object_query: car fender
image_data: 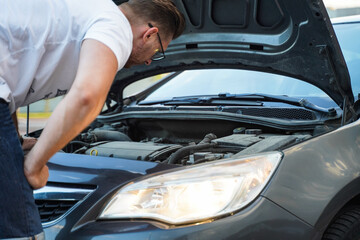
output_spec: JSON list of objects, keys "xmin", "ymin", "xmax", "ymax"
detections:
[{"xmin": 262, "ymin": 119, "xmax": 360, "ymax": 231}]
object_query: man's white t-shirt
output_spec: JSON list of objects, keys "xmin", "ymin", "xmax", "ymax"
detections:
[{"xmin": 0, "ymin": 0, "xmax": 133, "ymax": 113}]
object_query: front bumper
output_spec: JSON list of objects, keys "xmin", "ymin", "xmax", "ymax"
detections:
[{"xmin": 44, "ymin": 196, "xmax": 319, "ymax": 240}]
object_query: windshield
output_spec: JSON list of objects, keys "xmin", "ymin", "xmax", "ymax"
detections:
[
  {"xmin": 143, "ymin": 69, "xmax": 337, "ymax": 108},
  {"xmin": 333, "ymin": 21, "xmax": 360, "ymax": 100},
  {"xmin": 139, "ymin": 21, "xmax": 360, "ymax": 110}
]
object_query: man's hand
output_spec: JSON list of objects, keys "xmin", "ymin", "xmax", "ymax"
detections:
[
  {"xmin": 24, "ymin": 158, "xmax": 49, "ymax": 189},
  {"xmin": 22, "ymin": 137, "xmax": 37, "ymax": 152}
]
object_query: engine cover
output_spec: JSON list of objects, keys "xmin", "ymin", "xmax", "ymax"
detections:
[{"xmin": 85, "ymin": 141, "xmax": 181, "ymax": 161}]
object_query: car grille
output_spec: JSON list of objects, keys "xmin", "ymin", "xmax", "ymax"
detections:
[
  {"xmin": 240, "ymin": 108, "xmax": 316, "ymax": 120},
  {"xmin": 36, "ymin": 199, "xmax": 79, "ymax": 223},
  {"xmin": 34, "ymin": 186, "xmax": 94, "ymax": 226}
]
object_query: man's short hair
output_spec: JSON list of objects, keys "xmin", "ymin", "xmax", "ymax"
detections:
[{"xmin": 126, "ymin": 0, "xmax": 185, "ymax": 39}]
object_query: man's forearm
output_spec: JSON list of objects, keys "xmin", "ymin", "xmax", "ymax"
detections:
[
  {"xmin": 22, "ymin": 91, "xmax": 106, "ymax": 189},
  {"xmin": 25, "ymin": 89, "xmax": 105, "ymax": 171}
]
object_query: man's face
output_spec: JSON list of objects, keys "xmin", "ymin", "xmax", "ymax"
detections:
[{"xmin": 124, "ymin": 28, "xmax": 171, "ymax": 68}]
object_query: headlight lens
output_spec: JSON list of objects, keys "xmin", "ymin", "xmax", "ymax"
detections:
[{"xmin": 99, "ymin": 152, "xmax": 282, "ymax": 225}]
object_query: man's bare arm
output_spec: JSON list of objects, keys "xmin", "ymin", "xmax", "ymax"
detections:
[{"xmin": 24, "ymin": 39, "xmax": 118, "ymax": 189}]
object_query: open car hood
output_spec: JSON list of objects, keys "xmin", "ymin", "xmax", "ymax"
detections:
[{"xmin": 110, "ymin": 0, "xmax": 353, "ymax": 108}]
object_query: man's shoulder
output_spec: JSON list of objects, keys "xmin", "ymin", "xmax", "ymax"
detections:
[{"xmin": 65, "ymin": 0, "xmax": 120, "ymax": 18}]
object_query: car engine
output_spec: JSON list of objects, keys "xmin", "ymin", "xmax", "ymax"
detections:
[{"xmin": 61, "ymin": 118, "xmax": 318, "ymax": 165}]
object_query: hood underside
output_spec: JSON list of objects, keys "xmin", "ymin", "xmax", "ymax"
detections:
[{"xmin": 111, "ymin": 0, "xmax": 353, "ymax": 108}]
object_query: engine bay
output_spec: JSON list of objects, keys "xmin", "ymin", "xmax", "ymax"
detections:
[{"xmin": 61, "ymin": 118, "xmax": 322, "ymax": 165}]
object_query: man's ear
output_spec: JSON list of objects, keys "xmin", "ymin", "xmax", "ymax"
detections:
[{"xmin": 142, "ymin": 26, "xmax": 159, "ymax": 43}]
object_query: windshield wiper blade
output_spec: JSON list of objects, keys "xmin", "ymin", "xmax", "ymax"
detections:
[
  {"xmin": 139, "ymin": 93, "xmax": 335, "ymax": 115},
  {"xmin": 139, "ymin": 95, "xmax": 263, "ymax": 106},
  {"xmin": 216, "ymin": 93, "xmax": 334, "ymax": 114}
]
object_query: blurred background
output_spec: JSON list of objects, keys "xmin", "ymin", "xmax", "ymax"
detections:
[
  {"xmin": 17, "ymin": 0, "xmax": 360, "ymax": 135},
  {"xmin": 325, "ymin": 0, "xmax": 360, "ymax": 18}
]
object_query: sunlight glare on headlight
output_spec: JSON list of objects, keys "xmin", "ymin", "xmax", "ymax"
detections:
[{"xmin": 99, "ymin": 152, "xmax": 282, "ymax": 225}]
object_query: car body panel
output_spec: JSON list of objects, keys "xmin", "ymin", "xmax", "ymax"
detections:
[
  {"xmin": 47, "ymin": 153, "xmax": 178, "ymax": 186},
  {"xmin": 263, "ymin": 118, "xmax": 360, "ymax": 230},
  {"xmin": 41, "ymin": 119, "xmax": 360, "ymax": 239},
  {"xmin": 44, "ymin": 197, "xmax": 317, "ymax": 240},
  {"xmin": 42, "ymin": 125, "xmax": 360, "ymax": 239}
]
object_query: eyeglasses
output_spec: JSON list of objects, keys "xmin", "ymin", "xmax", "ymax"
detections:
[{"xmin": 148, "ymin": 23, "xmax": 166, "ymax": 61}]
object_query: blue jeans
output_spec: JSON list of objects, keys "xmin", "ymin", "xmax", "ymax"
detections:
[{"xmin": 0, "ymin": 100, "xmax": 43, "ymax": 238}]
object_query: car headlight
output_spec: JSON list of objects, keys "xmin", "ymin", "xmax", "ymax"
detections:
[{"xmin": 99, "ymin": 152, "xmax": 282, "ymax": 225}]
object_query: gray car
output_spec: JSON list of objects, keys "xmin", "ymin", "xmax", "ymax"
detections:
[{"xmin": 33, "ymin": 0, "xmax": 360, "ymax": 239}]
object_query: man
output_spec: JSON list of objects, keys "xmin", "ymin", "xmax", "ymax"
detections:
[{"xmin": 0, "ymin": 0, "xmax": 185, "ymax": 238}]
